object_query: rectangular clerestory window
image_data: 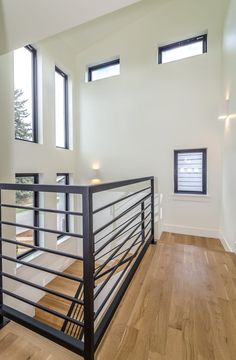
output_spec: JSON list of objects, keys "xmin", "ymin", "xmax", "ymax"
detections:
[
  {"xmin": 158, "ymin": 34, "xmax": 207, "ymax": 64},
  {"xmin": 88, "ymin": 59, "xmax": 120, "ymax": 82}
]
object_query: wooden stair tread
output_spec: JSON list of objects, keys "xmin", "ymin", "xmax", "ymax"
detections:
[
  {"xmin": 35, "ymin": 311, "xmax": 64, "ymax": 329},
  {"xmin": 34, "ymin": 260, "xmax": 83, "ymax": 330},
  {"xmin": 46, "ymin": 278, "xmax": 79, "ymax": 297}
]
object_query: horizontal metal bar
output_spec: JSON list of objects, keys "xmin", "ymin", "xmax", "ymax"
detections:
[
  {"xmin": 0, "ymin": 238, "xmax": 83, "ymax": 261},
  {"xmin": 1, "ymin": 203, "xmax": 83, "ymax": 216},
  {"xmin": 94, "ymin": 232, "xmax": 142, "ymax": 312},
  {"xmin": 90, "ymin": 176, "xmax": 153, "ymax": 193},
  {"xmin": 1, "ymin": 255, "xmax": 83, "ymax": 283},
  {"xmin": 2, "ymin": 272, "xmax": 84, "ymax": 306},
  {"xmin": 95, "ymin": 203, "xmax": 151, "ymax": 253},
  {"xmin": 94, "ymin": 210, "xmax": 142, "ymax": 257},
  {"xmin": 103, "ymin": 220, "xmax": 151, "ymax": 266},
  {"xmin": 0, "ymin": 183, "xmax": 86, "ymax": 194},
  {"xmin": 94, "ymin": 233, "xmax": 153, "ymax": 349},
  {"xmin": 94, "ymin": 221, "xmax": 141, "ymax": 278},
  {"xmin": 94, "ymin": 192, "xmax": 151, "ymax": 236},
  {"xmin": 95, "ymin": 236, "xmax": 143, "ymax": 281},
  {"xmin": 97, "ymin": 236, "xmax": 142, "ymax": 270},
  {"xmin": 95, "ymin": 209, "xmax": 142, "ymax": 245},
  {"xmin": 95, "ymin": 229, "xmax": 143, "ymax": 264},
  {"xmin": 111, "ymin": 240, "xmax": 143, "ymax": 264},
  {"xmin": 0, "ymin": 178, "xmax": 154, "ymax": 194},
  {"xmin": 1, "ymin": 305, "xmax": 85, "ymax": 356},
  {"xmin": 93, "ymin": 186, "xmax": 151, "ymax": 214},
  {"xmin": 106, "ymin": 210, "xmax": 151, "ymax": 246},
  {"xmin": 1, "ymin": 221, "xmax": 83, "ymax": 238},
  {"xmin": 1, "ymin": 289, "xmax": 84, "ymax": 327}
]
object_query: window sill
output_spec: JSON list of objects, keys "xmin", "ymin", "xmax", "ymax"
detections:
[
  {"xmin": 16, "ymin": 250, "xmax": 43, "ymax": 271},
  {"xmin": 172, "ymin": 193, "xmax": 211, "ymax": 202},
  {"xmin": 57, "ymin": 235, "xmax": 71, "ymax": 245},
  {"xmin": 16, "ymin": 236, "xmax": 72, "ymax": 271},
  {"xmin": 56, "ymin": 146, "xmax": 70, "ymax": 150},
  {"xmin": 15, "ymin": 138, "xmax": 38, "ymax": 144}
]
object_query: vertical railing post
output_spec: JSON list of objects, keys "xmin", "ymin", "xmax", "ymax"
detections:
[
  {"xmin": 141, "ymin": 201, "xmax": 145, "ymax": 243},
  {"xmin": 150, "ymin": 177, "xmax": 156, "ymax": 244},
  {"xmin": 83, "ymin": 187, "xmax": 95, "ymax": 360}
]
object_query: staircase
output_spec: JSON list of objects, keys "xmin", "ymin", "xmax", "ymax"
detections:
[
  {"xmin": 34, "ymin": 254, "xmax": 131, "ymax": 337},
  {"xmin": 34, "ymin": 260, "xmax": 83, "ymax": 331}
]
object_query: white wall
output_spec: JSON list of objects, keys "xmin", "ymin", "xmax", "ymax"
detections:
[
  {"xmin": 0, "ymin": 52, "xmax": 18, "ymax": 283},
  {"xmin": 220, "ymin": 0, "xmax": 236, "ymax": 252},
  {"xmin": 0, "ymin": 35, "xmax": 84, "ymax": 314},
  {"xmin": 75, "ymin": 0, "xmax": 227, "ymax": 238},
  {"xmin": 0, "ymin": 52, "xmax": 14, "ymax": 182}
]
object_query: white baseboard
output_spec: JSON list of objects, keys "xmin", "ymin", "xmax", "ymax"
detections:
[
  {"xmin": 219, "ymin": 231, "xmax": 234, "ymax": 252},
  {"xmin": 161, "ymin": 223, "xmax": 219, "ymax": 239}
]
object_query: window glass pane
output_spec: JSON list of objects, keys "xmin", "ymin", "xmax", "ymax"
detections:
[
  {"xmin": 162, "ymin": 41, "xmax": 203, "ymax": 64},
  {"xmin": 91, "ymin": 63, "xmax": 120, "ymax": 81},
  {"xmin": 177, "ymin": 152, "xmax": 203, "ymax": 192},
  {"xmin": 14, "ymin": 47, "xmax": 34, "ymax": 141},
  {"xmin": 55, "ymin": 71, "xmax": 66, "ymax": 148},
  {"xmin": 57, "ymin": 175, "xmax": 67, "ymax": 234},
  {"xmin": 16, "ymin": 176, "xmax": 35, "ymax": 256}
]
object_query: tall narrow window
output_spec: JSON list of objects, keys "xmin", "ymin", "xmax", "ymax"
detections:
[
  {"xmin": 55, "ymin": 67, "xmax": 68, "ymax": 148},
  {"xmin": 14, "ymin": 45, "xmax": 38, "ymax": 142},
  {"xmin": 56, "ymin": 174, "xmax": 69, "ymax": 238},
  {"xmin": 15, "ymin": 174, "xmax": 39, "ymax": 258},
  {"xmin": 174, "ymin": 149, "xmax": 207, "ymax": 194},
  {"xmin": 158, "ymin": 34, "xmax": 207, "ymax": 64}
]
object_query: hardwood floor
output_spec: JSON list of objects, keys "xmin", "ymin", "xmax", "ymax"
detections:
[
  {"xmin": 0, "ymin": 232, "xmax": 236, "ymax": 360},
  {"xmin": 159, "ymin": 231, "xmax": 225, "ymax": 252}
]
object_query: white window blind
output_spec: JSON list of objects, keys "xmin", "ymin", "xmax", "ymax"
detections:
[{"xmin": 174, "ymin": 149, "xmax": 207, "ymax": 194}]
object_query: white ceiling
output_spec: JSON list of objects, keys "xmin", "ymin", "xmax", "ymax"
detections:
[{"xmin": 0, "ymin": 0, "xmax": 141, "ymax": 54}]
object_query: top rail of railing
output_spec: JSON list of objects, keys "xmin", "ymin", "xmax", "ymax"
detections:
[{"xmin": 0, "ymin": 176, "xmax": 154, "ymax": 194}]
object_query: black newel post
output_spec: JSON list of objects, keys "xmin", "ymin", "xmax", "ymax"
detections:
[{"xmin": 83, "ymin": 187, "xmax": 95, "ymax": 360}]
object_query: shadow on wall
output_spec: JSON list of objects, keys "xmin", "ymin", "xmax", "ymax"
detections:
[{"xmin": 0, "ymin": 0, "xmax": 8, "ymax": 55}]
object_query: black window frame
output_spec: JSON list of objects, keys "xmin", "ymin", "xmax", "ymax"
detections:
[
  {"xmin": 55, "ymin": 66, "xmax": 69, "ymax": 149},
  {"xmin": 56, "ymin": 173, "xmax": 70, "ymax": 240},
  {"xmin": 15, "ymin": 173, "xmax": 39, "ymax": 259},
  {"xmin": 88, "ymin": 58, "xmax": 120, "ymax": 82},
  {"xmin": 174, "ymin": 148, "xmax": 207, "ymax": 195},
  {"xmin": 15, "ymin": 44, "xmax": 38, "ymax": 143},
  {"xmin": 158, "ymin": 34, "xmax": 207, "ymax": 64}
]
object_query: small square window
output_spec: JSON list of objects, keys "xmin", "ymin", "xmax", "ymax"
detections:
[
  {"xmin": 158, "ymin": 34, "xmax": 207, "ymax": 64},
  {"xmin": 88, "ymin": 59, "xmax": 120, "ymax": 82},
  {"xmin": 174, "ymin": 149, "xmax": 207, "ymax": 194}
]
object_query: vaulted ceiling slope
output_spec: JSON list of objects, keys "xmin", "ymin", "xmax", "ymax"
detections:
[{"xmin": 0, "ymin": 0, "xmax": 141, "ymax": 55}]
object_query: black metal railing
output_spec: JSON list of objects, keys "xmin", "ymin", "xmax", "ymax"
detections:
[{"xmin": 0, "ymin": 176, "xmax": 155, "ymax": 360}]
